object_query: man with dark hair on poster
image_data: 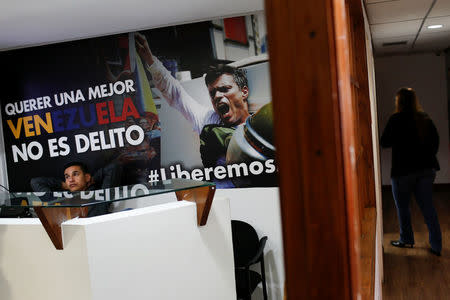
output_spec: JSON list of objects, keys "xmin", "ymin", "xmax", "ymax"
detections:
[
  {"xmin": 204, "ymin": 65, "xmax": 250, "ymax": 128},
  {"xmin": 135, "ymin": 33, "xmax": 251, "ymax": 170}
]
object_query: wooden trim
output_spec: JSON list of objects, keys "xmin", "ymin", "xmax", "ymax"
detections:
[
  {"xmin": 346, "ymin": 1, "xmax": 378, "ymax": 299},
  {"xmin": 360, "ymin": 207, "xmax": 376, "ymax": 300},
  {"xmin": 346, "ymin": 0, "xmax": 377, "ymax": 210},
  {"xmin": 331, "ymin": 0, "xmax": 362, "ymax": 297},
  {"xmin": 175, "ymin": 185, "xmax": 216, "ymax": 226},
  {"xmin": 265, "ymin": 0, "xmax": 362, "ymax": 298},
  {"xmin": 34, "ymin": 206, "xmax": 89, "ymax": 250}
]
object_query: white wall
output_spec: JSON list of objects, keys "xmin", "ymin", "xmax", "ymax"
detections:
[
  {"xmin": 0, "ymin": 0, "xmax": 265, "ymax": 51},
  {"xmin": 121, "ymin": 188, "xmax": 286, "ymax": 300},
  {"xmin": 216, "ymin": 187, "xmax": 284, "ymax": 300},
  {"xmin": 363, "ymin": 3, "xmax": 383, "ymax": 299},
  {"xmin": 375, "ymin": 53, "xmax": 450, "ymax": 184}
]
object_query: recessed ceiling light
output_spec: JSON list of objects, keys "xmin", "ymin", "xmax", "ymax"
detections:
[{"xmin": 427, "ymin": 25, "xmax": 443, "ymax": 29}]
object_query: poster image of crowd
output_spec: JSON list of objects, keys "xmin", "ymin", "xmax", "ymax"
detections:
[{"xmin": 0, "ymin": 15, "xmax": 276, "ymax": 191}]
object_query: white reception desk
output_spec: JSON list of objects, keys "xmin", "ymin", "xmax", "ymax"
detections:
[{"xmin": 0, "ymin": 196, "xmax": 236, "ymax": 300}]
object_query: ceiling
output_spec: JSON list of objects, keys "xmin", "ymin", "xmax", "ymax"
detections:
[
  {"xmin": 1, "ymin": 0, "xmax": 448, "ymax": 57},
  {"xmin": 0, "ymin": 0, "xmax": 263, "ymax": 51},
  {"xmin": 365, "ymin": 0, "xmax": 450, "ymax": 56}
]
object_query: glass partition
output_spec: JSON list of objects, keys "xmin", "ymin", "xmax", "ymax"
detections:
[{"xmin": 0, "ymin": 178, "xmax": 214, "ymax": 208}]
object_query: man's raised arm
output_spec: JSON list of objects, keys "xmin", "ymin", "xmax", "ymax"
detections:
[{"xmin": 134, "ymin": 33, "xmax": 218, "ymax": 134}]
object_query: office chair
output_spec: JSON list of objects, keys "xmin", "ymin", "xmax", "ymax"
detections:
[
  {"xmin": 231, "ymin": 220, "xmax": 268, "ymax": 300},
  {"xmin": 0, "ymin": 196, "xmax": 32, "ymax": 218}
]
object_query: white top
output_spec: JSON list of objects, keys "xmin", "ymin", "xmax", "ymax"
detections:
[{"xmin": 147, "ymin": 58, "xmax": 221, "ymax": 134}]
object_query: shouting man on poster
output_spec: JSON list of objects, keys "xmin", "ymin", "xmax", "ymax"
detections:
[{"xmin": 135, "ymin": 33, "xmax": 251, "ymax": 170}]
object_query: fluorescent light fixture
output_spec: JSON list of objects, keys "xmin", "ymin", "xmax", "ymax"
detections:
[{"xmin": 427, "ymin": 25, "xmax": 443, "ymax": 29}]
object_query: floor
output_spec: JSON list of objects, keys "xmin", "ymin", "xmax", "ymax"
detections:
[{"xmin": 382, "ymin": 185, "xmax": 450, "ymax": 300}]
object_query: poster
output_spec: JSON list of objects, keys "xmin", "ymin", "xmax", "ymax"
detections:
[{"xmin": 0, "ymin": 17, "xmax": 276, "ymax": 191}]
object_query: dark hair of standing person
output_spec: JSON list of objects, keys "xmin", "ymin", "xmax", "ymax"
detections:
[
  {"xmin": 395, "ymin": 87, "xmax": 423, "ymax": 113},
  {"xmin": 395, "ymin": 87, "xmax": 429, "ymax": 141}
]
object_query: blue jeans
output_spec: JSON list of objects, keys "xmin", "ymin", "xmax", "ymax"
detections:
[{"xmin": 391, "ymin": 169, "xmax": 442, "ymax": 252}]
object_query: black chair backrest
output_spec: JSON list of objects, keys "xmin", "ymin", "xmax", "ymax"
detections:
[
  {"xmin": 231, "ymin": 220, "xmax": 260, "ymax": 268},
  {"xmin": 0, "ymin": 196, "xmax": 31, "ymax": 218}
]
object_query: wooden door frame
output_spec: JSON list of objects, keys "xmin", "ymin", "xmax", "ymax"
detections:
[{"xmin": 265, "ymin": 0, "xmax": 376, "ymax": 298}]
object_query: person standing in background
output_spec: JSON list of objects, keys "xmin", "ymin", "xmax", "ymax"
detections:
[{"xmin": 380, "ymin": 87, "xmax": 442, "ymax": 256}]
